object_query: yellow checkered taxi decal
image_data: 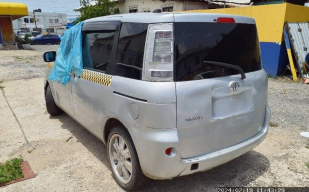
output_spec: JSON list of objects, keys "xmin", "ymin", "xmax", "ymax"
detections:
[
  {"xmin": 46, "ymin": 63, "xmax": 54, "ymax": 69},
  {"xmin": 80, "ymin": 70, "xmax": 112, "ymax": 86}
]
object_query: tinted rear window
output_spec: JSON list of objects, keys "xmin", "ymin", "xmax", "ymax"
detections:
[
  {"xmin": 115, "ymin": 23, "xmax": 148, "ymax": 80},
  {"xmin": 174, "ymin": 22, "xmax": 261, "ymax": 81}
]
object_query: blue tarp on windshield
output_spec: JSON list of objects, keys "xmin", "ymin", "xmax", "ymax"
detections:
[{"xmin": 48, "ymin": 21, "xmax": 84, "ymax": 85}]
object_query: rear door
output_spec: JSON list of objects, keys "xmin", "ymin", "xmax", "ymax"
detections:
[{"xmin": 174, "ymin": 21, "xmax": 268, "ymax": 158}]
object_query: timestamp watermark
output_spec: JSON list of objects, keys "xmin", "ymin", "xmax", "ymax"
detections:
[{"xmin": 217, "ymin": 187, "xmax": 309, "ymax": 192}]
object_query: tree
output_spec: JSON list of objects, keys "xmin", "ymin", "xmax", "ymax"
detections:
[{"xmin": 75, "ymin": 0, "xmax": 118, "ymax": 23}]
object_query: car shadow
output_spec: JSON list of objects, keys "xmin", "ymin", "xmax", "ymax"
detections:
[
  {"xmin": 52, "ymin": 113, "xmax": 270, "ymax": 192},
  {"xmin": 50, "ymin": 113, "xmax": 111, "ymax": 171},
  {"xmin": 140, "ymin": 150, "xmax": 270, "ymax": 192}
]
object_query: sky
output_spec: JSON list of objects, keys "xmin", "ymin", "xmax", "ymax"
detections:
[{"xmin": 0, "ymin": 0, "xmax": 81, "ymax": 17}]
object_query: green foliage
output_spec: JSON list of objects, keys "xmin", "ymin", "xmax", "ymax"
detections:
[
  {"xmin": 23, "ymin": 34, "xmax": 32, "ymax": 44},
  {"xmin": 15, "ymin": 34, "xmax": 31, "ymax": 46},
  {"xmin": 0, "ymin": 157, "xmax": 24, "ymax": 184},
  {"xmin": 75, "ymin": 0, "xmax": 117, "ymax": 23},
  {"xmin": 270, "ymin": 122, "xmax": 279, "ymax": 127},
  {"xmin": 15, "ymin": 35, "xmax": 23, "ymax": 47},
  {"xmin": 0, "ymin": 81, "xmax": 4, "ymax": 89}
]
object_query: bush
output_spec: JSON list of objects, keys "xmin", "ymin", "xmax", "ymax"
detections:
[
  {"xmin": 23, "ymin": 34, "xmax": 32, "ymax": 44},
  {"xmin": 15, "ymin": 36, "xmax": 23, "ymax": 47},
  {"xmin": 75, "ymin": 0, "xmax": 117, "ymax": 23}
]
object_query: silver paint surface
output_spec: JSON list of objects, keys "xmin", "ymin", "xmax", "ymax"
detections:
[{"xmin": 44, "ymin": 13, "xmax": 269, "ymax": 180}]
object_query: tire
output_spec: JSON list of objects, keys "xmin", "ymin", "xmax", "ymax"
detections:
[
  {"xmin": 45, "ymin": 85, "xmax": 62, "ymax": 116},
  {"xmin": 107, "ymin": 126, "xmax": 149, "ymax": 191}
]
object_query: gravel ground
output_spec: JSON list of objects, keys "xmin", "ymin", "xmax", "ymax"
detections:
[
  {"xmin": 0, "ymin": 45, "xmax": 58, "ymax": 81},
  {"xmin": 0, "ymin": 46, "xmax": 309, "ymax": 191},
  {"xmin": 268, "ymin": 78, "xmax": 309, "ymax": 131}
]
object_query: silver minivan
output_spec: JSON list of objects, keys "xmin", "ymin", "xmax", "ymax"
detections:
[{"xmin": 43, "ymin": 13, "xmax": 271, "ymax": 191}]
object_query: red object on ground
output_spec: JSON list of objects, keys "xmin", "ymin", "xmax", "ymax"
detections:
[{"xmin": 0, "ymin": 161, "xmax": 36, "ymax": 187}]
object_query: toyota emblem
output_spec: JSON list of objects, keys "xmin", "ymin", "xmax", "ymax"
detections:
[{"xmin": 229, "ymin": 81, "xmax": 240, "ymax": 91}]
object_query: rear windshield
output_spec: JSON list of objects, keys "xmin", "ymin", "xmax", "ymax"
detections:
[{"xmin": 174, "ymin": 22, "xmax": 261, "ymax": 81}]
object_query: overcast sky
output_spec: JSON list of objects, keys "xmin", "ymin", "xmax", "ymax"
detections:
[{"xmin": 0, "ymin": 0, "xmax": 81, "ymax": 17}]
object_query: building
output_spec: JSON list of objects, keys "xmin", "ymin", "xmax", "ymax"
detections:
[
  {"xmin": 75, "ymin": 0, "xmax": 209, "ymax": 13},
  {"xmin": 12, "ymin": 12, "xmax": 67, "ymax": 35},
  {"xmin": 0, "ymin": 2, "xmax": 28, "ymax": 49},
  {"xmin": 115, "ymin": 0, "xmax": 208, "ymax": 13}
]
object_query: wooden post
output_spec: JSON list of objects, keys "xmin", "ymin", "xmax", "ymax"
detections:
[{"xmin": 283, "ymin": 28, "xmax": 298, "ymax": 81}]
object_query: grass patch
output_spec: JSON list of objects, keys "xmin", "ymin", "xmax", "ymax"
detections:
[
  {"xmin": 268, "ymin": 75, "xmax": 303, "ymax": 83},
  {"xmin": 305, "ymin": 162, "xmax": 309, "ymax": 169},
  {"xmin": 306, "ymin": 144, "xmax": 309, "ymax": 149},
  {"xmin": 26, "ymin": 61, "xmax": 29, "ymax": 64},
  {"xmin": 0, "ymin": 81, "xmax": 5, "ymax": 89},
  {"xmin": 270, "ymin": 122, "xmax": 279, "ymax": 127},
  {"xmin": 268, "ymin": 75, "xmax": 279, "ymax": 79},
  {"xmin": 0, "ymin": 157, "xmax": 24, "ymax": 184},
  {"xmin": 14, "ymin": 56, "xmax": 22, "ymax": 60}
]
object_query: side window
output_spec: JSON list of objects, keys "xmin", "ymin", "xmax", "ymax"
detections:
[
  {"xmin": 82, "ymin": 31, "xmax": 116, "ymax": 72},
  {"xmin": 115, "ymin": 23, "xmax": 148, "ymax": 80}
]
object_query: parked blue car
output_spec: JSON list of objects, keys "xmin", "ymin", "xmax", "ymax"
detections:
[{"xmin": 31, "ymin": 34, "xmax": 61, "ymax": 45}]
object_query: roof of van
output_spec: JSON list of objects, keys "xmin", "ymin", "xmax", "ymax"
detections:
[{"xmin": 85, "ymin": 13, "xmax": 255, "ymax": 24}]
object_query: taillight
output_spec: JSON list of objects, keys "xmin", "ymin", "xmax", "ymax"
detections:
[
  {"xmin": 153, "ymin": 31, "xmax": 172, "ymax": 63},
  {"xmin": 217, "ymin": 17, "xmax": 235, "ymax": 23},
  {"xmin": 143, "ymin": 23, "xmax": 174, "ymax": 82}
]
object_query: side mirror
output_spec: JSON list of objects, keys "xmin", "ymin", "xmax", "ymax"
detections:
[{"xmin": 43, "ymin": 51, "xmax": 56, "ymax": 62}]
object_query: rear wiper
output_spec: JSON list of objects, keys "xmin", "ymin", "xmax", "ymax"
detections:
[{"xmin": 203, "ymin": 61, "xmax": 246, "ymax": 79}]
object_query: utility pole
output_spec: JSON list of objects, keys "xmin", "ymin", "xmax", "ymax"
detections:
[
  {"xmin": 33, "ymin": 11, "xmax": 37, "ymax": 29},
  {"xmin": 33, "ymin": 9, "xmax": 41, "ymax": 30}
]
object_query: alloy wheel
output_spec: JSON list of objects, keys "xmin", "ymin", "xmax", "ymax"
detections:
[{"xmin": 109, "ymin": 134, "xmax": 133, "ymax": 184}]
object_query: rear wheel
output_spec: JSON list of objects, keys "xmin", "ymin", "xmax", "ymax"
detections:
[
  {"xmin": 45, "ymin": 85, "xmax": 62, "ymax": 116},
  {"xmin": 107, "ymin": 126, "xmax": 149, "ymax": 191}
]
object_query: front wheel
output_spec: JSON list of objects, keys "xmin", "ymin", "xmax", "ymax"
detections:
[
  {"xmin": 45, "ymin": 85, "xmax": 62, "ymax": 116},
  {"xmin": 107, "ymin": 126, "xmax": 149, "ymax": 191}
]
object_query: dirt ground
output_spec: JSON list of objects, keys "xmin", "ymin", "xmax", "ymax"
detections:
[{"xmin": 0, "ymin": 46, "xmax": 309, "ymax": 192}]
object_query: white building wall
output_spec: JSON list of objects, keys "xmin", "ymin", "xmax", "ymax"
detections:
[
  {"xmin": 12, "ymin": 12, "xmax": 67, "ymax": 34},
  {"xmin": 114, "ymin": 0, "xmax": 207, "ymax": 13},
  {"xmin": 183, "ymin": 1, "xmax": 209, "ymax": 10}
]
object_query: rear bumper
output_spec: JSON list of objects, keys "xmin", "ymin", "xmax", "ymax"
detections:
[{"xmin": 129, "ymin": 105, "xmax": 271, "ymax": 180}]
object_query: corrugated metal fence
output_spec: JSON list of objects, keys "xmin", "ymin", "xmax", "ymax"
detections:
[{"xmin": 286, "ymin": 22, "xmax": 309, "ymax": 74}]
